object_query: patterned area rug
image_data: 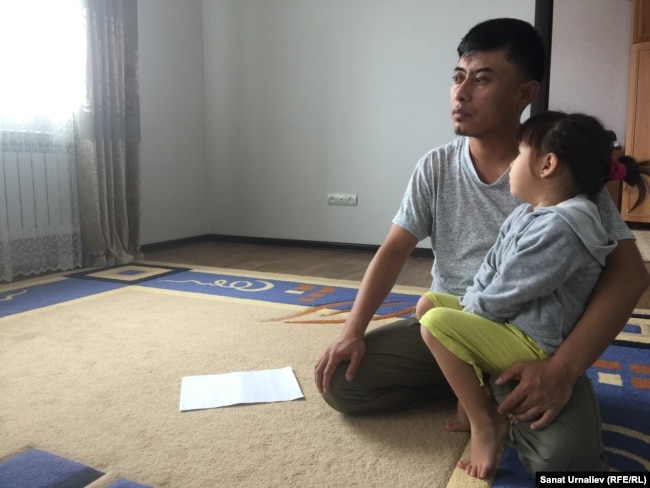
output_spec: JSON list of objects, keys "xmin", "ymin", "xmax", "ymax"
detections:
[
  {"xmin": 1, "ymin": 263, "xmax": 648, "ymax": 487},
  {"xmin": 492, "ymin": 310, "xmax": 650, "ymax": 486},
  {"xmin": 2, "ymin": 264, "xmax": 467, "ymax": 488}
]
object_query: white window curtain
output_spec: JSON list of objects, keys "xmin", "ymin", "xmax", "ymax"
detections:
[
  {"xmin": 0, "ymin": 0, "xmax": 85, "ymax": 281},
  {"xmin": 0, "ymin": 0, "xmax": 141, "ymax": 281}
]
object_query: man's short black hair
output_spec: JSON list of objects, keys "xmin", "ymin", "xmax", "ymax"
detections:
[{"xmin": 457, "ymin": 18, "xmax": 547, "ymax": 83}]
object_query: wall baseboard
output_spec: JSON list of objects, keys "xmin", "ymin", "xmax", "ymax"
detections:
[{"xmin": 141, "ymin": 234, "xmax": 434, "ymax": 258}]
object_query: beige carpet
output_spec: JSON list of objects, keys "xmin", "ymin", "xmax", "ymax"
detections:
[
  {"xmin": 0, "ymin": 267, "xmax": 480, "ymax": 488},
  {"xmin": 633, "ymin": 229, "xmax": 650, "ymax": 262}
]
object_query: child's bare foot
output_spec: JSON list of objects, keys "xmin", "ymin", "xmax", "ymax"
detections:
[
  {"xmin": 445, "ymin": 403, "xmax": 470, "ymax": 432},
  {"xmin": 456, "ymin": 407, "xmax": 510, "ymax": 479}
]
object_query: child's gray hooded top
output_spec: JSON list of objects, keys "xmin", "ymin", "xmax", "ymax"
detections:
[{"xmin": 460, "ymin": 195, "xmax": 617, "ymax": 355}]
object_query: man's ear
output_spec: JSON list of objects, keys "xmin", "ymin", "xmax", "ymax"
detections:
[
  {"xmin": 518, "ymin": 80, "xmax": 540, "ymax": 110},
  {"xmin": 540, "ymin": 152, "xmax": 560, "ymax": 178}
]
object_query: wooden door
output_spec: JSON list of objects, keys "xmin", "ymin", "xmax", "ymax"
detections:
[{"xmin": 622, "ymin": 3, "xmax": 650, "ymax": 222}]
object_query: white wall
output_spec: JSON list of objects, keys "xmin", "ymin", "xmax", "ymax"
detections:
[
  {"xmin": 138, "ymin": 0, "xmax": 633, "ymax": 247},
  {"xmin": 549, "ymin": 0, "xmax": 633, "ymax": 144},
  {"xmin": 139, "ymin": 0, "xmax": 209, "ymax": 244},
  {"xmin": 202, "ymin": 0, "xmax": 533, "ymax": 247}
]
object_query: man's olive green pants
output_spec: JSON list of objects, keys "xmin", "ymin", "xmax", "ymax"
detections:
[{"xmin": 322, "ymin": 318, "xmax": 608, "ymax": 473}]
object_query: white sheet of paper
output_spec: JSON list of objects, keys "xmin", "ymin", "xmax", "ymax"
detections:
[{"xmin": 179, "ymin": 366, "xmax": 304, "ymax": 411}]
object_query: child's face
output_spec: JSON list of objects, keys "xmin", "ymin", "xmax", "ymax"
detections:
[{"xmin": 509, "ymin": 143, "xmax": 542, "ymax": 205}]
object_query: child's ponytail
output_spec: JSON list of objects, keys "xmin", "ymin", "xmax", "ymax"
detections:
[{"xmin": 615, "ymin": 156, "xmax": 650, "ymax": 210}]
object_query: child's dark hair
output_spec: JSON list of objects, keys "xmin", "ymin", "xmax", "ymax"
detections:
[
  {"xmin": 457, "ymin": 18, "xmax": 546, "ymax": 83},
  {"xmin": 518, "ymin": 111, "xmax": 650, "ymax": 209}
]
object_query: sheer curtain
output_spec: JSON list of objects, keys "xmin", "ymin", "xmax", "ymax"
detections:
[
  {"xmin": 0, "ymin": 0, "xmax": 84, "ymax": 281},
  {"xmin": 0, "ymin": 0, "xmax": 141, "ymax": 281}
]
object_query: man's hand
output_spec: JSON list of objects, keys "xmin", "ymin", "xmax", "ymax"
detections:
[
  {"xmin": 314, "ymin": 335, "xmax": 366, "ymax": 394},
  {"xmin": 313, "ymin": 226, "xmax": 418, "ymax": 396},
  {"xmin": 495, "ymin": 359, "xmax": 575, "ymax": 430}
]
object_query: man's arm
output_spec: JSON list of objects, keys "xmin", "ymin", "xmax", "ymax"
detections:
[
  {"xmin": 314, "ymin": 224, "xmax": 419, "ymax": 394},
  {"xmin": 497, "ymin": 239, "xmax": 650, "ymax": 429}
]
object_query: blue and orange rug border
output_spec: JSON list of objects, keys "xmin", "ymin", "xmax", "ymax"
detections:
[
  {"xmin": 0, "ymin": 448, "xmax": 150, "ymax": 488},
  {"xmin": 1, "ymin": 263, "xmax": 420, "ymax": 323}
]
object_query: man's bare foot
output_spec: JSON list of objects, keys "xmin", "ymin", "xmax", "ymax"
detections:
[
  {"xmin": 456, "ymin": 407, "xmax": 510, "ymax": 479},
  {"xmin": 446, "ymin": 402, "xmax": 470, "ymax": 432}
]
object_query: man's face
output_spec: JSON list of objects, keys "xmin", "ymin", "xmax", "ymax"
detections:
[{"xmin": 450, "ymin": 49, "xmax": 530, "ymax": 138}]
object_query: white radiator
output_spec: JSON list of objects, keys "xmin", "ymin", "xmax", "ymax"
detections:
[{"xmin": 0, "ymin": 129, "xmax": 82, "ymax": 278}]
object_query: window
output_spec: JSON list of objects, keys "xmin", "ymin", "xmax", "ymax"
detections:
[{"xmin": 0, "ymin": 0, "xmax": 86, "ymax": 121}]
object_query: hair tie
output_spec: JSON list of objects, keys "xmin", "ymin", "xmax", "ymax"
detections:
[{"xmin": 609, "ymin": 158, "xmax": 627, "ymax": 181}]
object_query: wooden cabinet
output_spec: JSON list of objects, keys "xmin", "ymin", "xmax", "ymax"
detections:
[
  {"xmin": 633, "ymin": 0, "xmax": 650, "ymax": 42},
  {"xmin": 622, "ymin": 0, "xmax": 650, "ymax": 222}
]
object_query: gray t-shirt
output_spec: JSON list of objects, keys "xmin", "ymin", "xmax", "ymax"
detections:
[{"xmin": 392, "ymin": 137, "xmax": 633, "ymax": 296}]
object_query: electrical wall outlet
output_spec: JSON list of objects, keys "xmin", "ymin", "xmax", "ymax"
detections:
[{"xmin": 327, "ymin": 193, "xmax": 358, "ymax": 206}]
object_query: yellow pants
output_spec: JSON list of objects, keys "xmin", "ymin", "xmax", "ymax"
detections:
[{"xmin": 420, "ymin": 292, "xmax": 548, "ymax": 385}]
